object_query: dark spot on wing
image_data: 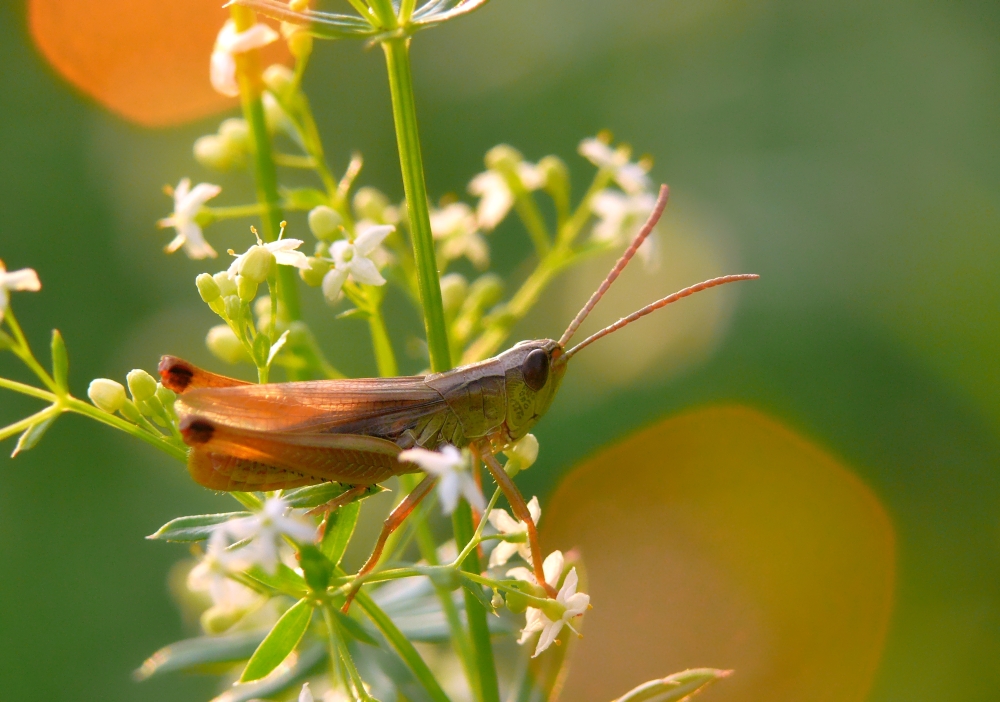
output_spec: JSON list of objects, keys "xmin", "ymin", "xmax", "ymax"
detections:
[
  {"xmin": 180, "ymin": 417, "xmax": 215, "ymax": 445},
  {"xmin": 159, "ymin": 356, "xmax": 194, "ymax": 392}
]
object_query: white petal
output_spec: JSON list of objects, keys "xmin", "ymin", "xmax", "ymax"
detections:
[
  {"xmin": 226, "ymin": 23, "xmax": 280, "ymax": 53},
  {"xmin": 399, "ymin": 446, "xmax": 462, "ymax": 475},
  {"xmin": 522, "ymin": 607, "xmax": 547, "ymax": 634},
  {"xmin": 578, "ymin": 138, "xmax": 617, "ymax": 168},
  {"xmin": 488, "ymin": 509, "xmax": 520, "ymax": 535},
  {"xmin": 173, "ymin": 178, "xmax": 191, "ymax": 204},
  {"xmin": 321, "ymin": 267, "xmax": 349, "ymax": 304},
  {"xmin": 210, "ymin": 50, "xmax": 239, "ymax": 97},
  {"xmin": 277, "ymin": 515, "xmax": 317, "ymax": 543},
  {"xmin": 563, "ymin": 591, "xmax": 591, "ymax": 617},
  {"xmin": 179, "ymin": 182, "xmax": 222, "ymax": 215},
  {"xmin": 533, "ymin": 620, "xmax": 565, "ymax": 657},
  {"xmin": 557, "ymin": 567, "xmax": 578, "ymax": 602},
  {"xmin": 274, "ymin": 249, "xmax": 310, "ymax": 270},
  {"xmin": 354, "ymin": 224, "xmax": 395, "ymax": 255},
  {"xmin": 347, "ymin": 256, "xmax": 386, "ymax": 286},
  {"xmin": 1, "ymin": 268, "xmax": 41, "ymax": 292},
  {"xmin": 615, "ymin": 162, "xmax": 652, "ymax": 194},
  {"xmin": 266, "ymin": 238, "xmax": 304, "ymax": 253},
  {"xmin": 178, "ymin": 223, "xmax": 217, "ymax": 260},
  {"xmin": 437, "ymin": 472, "xmax": 461, "ymax": 515},
  {"xmin": 0, "ymin": 289, "xmax": 7, "ymax": 321},
  {"xmin": 517, "ymin": 162, "xmax": 544, "ymax": 191},
  {"xmin": 526, "ymin": 496, "xmax": 541, "ymax": 524},
  {"xmin": 488, "ymin": 541, "xmax": 519, "ymax": 568},
  {"xmin": 505, "ymin": 566, "xmax": 536, "ymax": 584},
  {"xmin": 459, "ymin": 473, "xmax": 486, "ymax": 512},
  {"xmin": 330, "ymin": 239, "xmax": 352, "ymax": 266},
  {"xmin": 542, "ymin": 550, "xmax": 564, "ymax": 588},
  {"xmin": 469, "ymin": 171, "xmax": 513, "ymax": 230},
  {"xmin": 299, "ymin": 683, "xmax": 315, "ymax": 702}
]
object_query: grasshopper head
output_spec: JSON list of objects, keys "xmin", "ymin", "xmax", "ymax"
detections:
[{"xmin": 500, "ymin": 339, "xmax": 568, "ymax": 441}]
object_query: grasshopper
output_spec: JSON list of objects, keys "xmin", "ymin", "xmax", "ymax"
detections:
[{"xmin": 158, "ymin": 186, "xmax": 757, "ymax": 599}]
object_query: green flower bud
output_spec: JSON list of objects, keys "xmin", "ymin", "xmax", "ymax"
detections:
[
  {"xmin": 213, "ymin": 271, "xmax": 237, "ymax": 297},
  {"xmin": 126, "ymin": 369, "xmax": 158, "ymax": 402},
  {"xmin": 196, "ymin": 272, "xmax": 221, "ymax": 303},
  {"xmin": 206, "ymin": 325, "xmax": 250, "ymax": 365},
  {"xmin": 468, "ymin": 273, "xmax": 504, "ymax": 311},
  {"xmin": 504, "ymin": 589, "xmax": 530, "ymax": 614},
  {"xmin": 299, "ymin": 257, "xmax": 331, "ymax": 287},
  {"xmin": 539, "ymin": 598, "xmax": 567, "ymax": 623},
  {"xmin": 353, "ymin": 187, "xmax": 391, "ymax": 222},
  {"xmin": 440, "ymin": 273, "xmax": 468, "ymax": 316},
  {"xmin": 490, "ymin": 590, "xmax": 504, "ymax": 610},
  {"xmin": 155, "ymin": 383, "xmax": 176, "ymax": 409},
  {"xmin": 193, "ymin": 134, "xmax": 235, "ymax": 171},
  {"xmin": 485, "ymin": 144, "xmax": 523, "ymax": 172},
  {"xmin": 200, "ymin": 605, "xmax": 246, "ymax": 635},
  {"xmin": 218, "ymin": 118, "xmax": 250, "ymax": 154},
  {"xmin": 118, "ymin": 400, "xmax": 143, "ymax": 423},
  {"xmin": 237, "ymin": 275, "xmax": 257, "ymax": 302},
  {"xmin": 87, "ymin": 378, "xmax": 126, "ymax": 413},
  {"xmin": 307, "ymin": 206, "xmax": 342, "ymax": 240},
  {"xmin": 503, "ymin": 433, "xmax": 539, "ymax": 476},
  {"xmin": 538, "ymin": 155, "xmax": 570, "ymax": 203},
  {"xmin": 238, "ymin": 245, "xmax": 276, "ymax": 285},
  {"xmin": 224, "ymin": 295, "xmax": 242, "ymax": 323},
  {"xmin": 262, "ymin": 92, "xmax": 291, "ymax": 135},
  {"xmin": 262, "ymin": 64, "xmax": 295, "ymax": 100}
]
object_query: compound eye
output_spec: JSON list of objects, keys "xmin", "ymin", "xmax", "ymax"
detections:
[{"xmin": 521, "ymin": 348, "xmax": 549, "ymax": 392}]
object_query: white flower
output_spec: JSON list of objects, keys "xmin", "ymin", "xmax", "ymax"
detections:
[
  {"xmin": 187, "ymin": 530, "xmax": 259, "ymax": 612},
  {"xmin": 227, "ymin": 237, "xmax": 310, "ymax": 279},
  {"xmin": 299, "ymin": 683, "xmax": 315, "ymax": 702},
  {"xmin": 430, "ymin": 202, "xmax": 489, "ymax": 269},
  {"xmin": 590, "ymin": 189, "xmax": 660, "ymax": 270},
  {"xmin": 0, "ymin": 260, "xmax": 41, "ymax": 323},
  {"xmin": 467, "ymin": 162, "xmax": 543, "ymax": 230},
  {"xmin": 487, "ymin": 496, "xmax": 541, "ymax": 568},
  {"xmin": 509, "ymin": 550, "xmax": 590, "ymax": 657},
  {"xmin": 211, "ymin": 20, "xmax": 279, "ymax": 97},
  {"xmin": 158, "ymin": 178, "xmax": 221, "ymax": 259},
  {"xmin": 321, "ymin": 224, "xmax": 394, "ymax": 302},
  {"xmin": 218, "ymin": 497, "xmax": 316, "ymax": 574},
  {"xmin": 398, "ymin": 444, "xmax": 485, "ymax": 515},
  {"xmin": 578, "ymin": 137, "xmax": 652, "ymax": 195}
]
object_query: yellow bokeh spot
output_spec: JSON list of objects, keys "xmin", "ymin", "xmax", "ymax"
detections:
[{"xmin": 543, "ymin": 406, "xmax": 895, "ymax": 702}]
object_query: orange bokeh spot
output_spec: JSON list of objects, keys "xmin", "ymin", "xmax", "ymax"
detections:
[
  {"xmin": 28, "ymin": 0, "xmax": 290, "ymax": 127},
  {"xmin": 543, "ymin": 406, "xmax": 895, "ymax": 702}
]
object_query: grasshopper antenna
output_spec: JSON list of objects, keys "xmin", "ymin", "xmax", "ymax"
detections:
[
  {"xmin": 558, "ymin": 184, "xmax": 670, "ymax": 348},
  {"xmin": 559, "ymin": 273, "xmax": 759, "ymax": 364}
]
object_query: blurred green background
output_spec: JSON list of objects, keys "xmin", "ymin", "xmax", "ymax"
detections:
[{"xmin": 1, "ymin": 0, "xmax": 999, "ymax": 700}]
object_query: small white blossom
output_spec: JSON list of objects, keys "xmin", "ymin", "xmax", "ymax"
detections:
[
  {"xmin": 487, "ymin": 496, "xmax": 541, "ymax": 568},
  {"xmin": 399, "ymin": 444, "xmax": 485, "ymax": 515},
  {"xmin": 187, "ymin": 530, "xmax": 259, "ymax": 612},
  {"xmin": 217, "ymin": 497, "xmax": 316, "ymax": 574},
  {"xmin": 227, "ymin": 237, "xmax": 310, "ymax": 279},
  {"xmin": 321, "ymin": 223, "xmax": 394, "ymax": 303},
  {"xmin": 431, "ymin": 202, "xmax": 489, "ymax": 269},
  {"xmin": 158, "ymin": 178, "xmax": 221, "ymax": 259},
  {"xmin": 211, "ymin": 20, "xmax": 279, "ymax": 97},
  {"xmin": 509, "ymin": 550, "xmax": 590, "ymax": 657},
  {"xmin": 578, "ymin": 137, "xmax": 652, "ymax": 195},
  {"xmin": 0, "ymin": 260, "xmax": 41, "ymax": 323},
  {"xmin": 590, "ymin": 189, "xmax": 660, "ymax": 270},
  {"xmin": 467, "ymin": 162, "xmax": 543, "ymax": 230}
]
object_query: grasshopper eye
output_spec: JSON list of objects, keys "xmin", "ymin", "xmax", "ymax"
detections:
[{"xmin": 521, "ymin": 348, "xmax": 549, "ymax": 391}]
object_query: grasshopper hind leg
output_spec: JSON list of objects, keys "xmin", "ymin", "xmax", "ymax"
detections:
[{"xmin": 188, "ymin": 449, "xmax": 317, "ymax": 492}]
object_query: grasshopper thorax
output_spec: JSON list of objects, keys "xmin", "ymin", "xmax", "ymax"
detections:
[{"xmin": 496, "ymin": 339, "xmax": 567, "ymax": 442}]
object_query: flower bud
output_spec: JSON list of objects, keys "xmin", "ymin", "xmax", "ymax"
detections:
[
  {"xmin": 118, "ymin": 399, "xmax": 143, "ymax": 423},
  {"xmin": 214, "ymin": 271, "xmax": 237, "ymax": 297},
  {"xmin": 237, "ymin": 275, "xmax": 258, "ymax": 302},
  {"xmin": 87, "ymin": 378, "xmax": 126, "ymax": 413},
  {"xmin": 206, "ymin": 325, "xmax": 250, "ymax": 364},
  {"xmin": 126, "ymin": 369, "xmax": 158, "ymax": 402},
  {"xmin": 262, "ymin": 64, "xmax": 295, "ymax": 100},
  {"xmin": 218, "ymin": 118, "xmax": 250, "ymax": 153},
  {"xmin": 503, "ymin": 433, "xmax": 539, "ymax": 476},
  {"xmin": 440, "ymin": 273, "xmax": 468, "ymax": 316},
  {"xmin": 504, "ymin": 589, "xmax": 530, "ymax": 614},
  {"xmin": 224, "ymin": 295, "xmax": 243, "ymax": 323},
  {"xmin": 490, "ymin": 590, "xmax": 504, "ymax": 610},
  {"xmin": 201, "ymin": 605, "xmax": 246, "ymax": 635},
  {"xmin": 539, "ymin": 598, "xmax": 567, "ymax": 623},
  {"xmin": 193, "ymin": 135, "xmax": 234, "ymax": 171},
  {"xmin": 262, "ymin": 92, "xmax": 292, "ymax": 136},
  {"xmin": 468, "ymin": 273, "xmax": 504, "ymax": 311},
  {"xmin": 283, "ymin": 23, "xmax": 313, "ymax": 60},
  {"xmin": 307, "ymin": 206, "xmax": 342, "ymax": 240},
  {"xmin": 238, "ymin": 245, "xmax": 275, "ymax": 284},
  {"xmin": 155, "ymin": 383, "xmax": 176, "ymax": 409},
  {"xmin": 538, "ymin": 155, "xmax": 569, "ymax": 200},
  {"xmin": 485, "ymin": 144, "xmax": 523, "ymax": 172},
  {"xmin": 299, "ymin": 257, "xmax": 331, "ymax": 287},
  {"xmin": 353, "ymin": 187, "xmax": 391, "ymax": 222},
  {"xmin": 196, "ymin": 272, "xmax": 221, "ymax": 303}
]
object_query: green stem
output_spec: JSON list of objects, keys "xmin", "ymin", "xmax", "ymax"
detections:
[
  {"xmin": 453, "ymin": 499, "xmax": 502, "ymax": 702},
  {"xmin": 453, "ymin": 488, "xmax": 501, "ymax": 567},
  {"xmin": 324, "ymin": 605, "xmax": 373, "ymax": 701},
  {"xmin": 0, "ymin": 376, "xmax": 57, "ymax": 402},
  {"xmin": 351, "ymin": 586, "xmax": 452, "ymax": 702},
  {"xmin": 64, "ymin": 398, "xmax": 188, "ymax": 461},
  {"xmin": 381, "ymin": 38, "xmax": 451, "ymax": 373},
  {"xmin": 205, "ymin": 203, "xmax": 265, "ymax": 220},
  {"xmin": 4, "ymin": 311, "xmax": 59, "ymax": 393},
  {"xmin": 0, "ymin": 405, "xmax": 58, "ymax": 443},
  {"xmin": 511, "ymin": 187, "xmax": 551, "ymax": 257},
  {"xmin": 231, "ymin": 5, "xmax": 301, "ymax": 324},
  {"xmin": 273, "ymin": 153, "xmax": 317, "ymax": 169}
]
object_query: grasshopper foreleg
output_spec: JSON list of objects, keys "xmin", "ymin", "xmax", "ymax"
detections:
[
  {"xmin": 477, "ymin": 445, "xmax": 558, "ymax": 598},
  {"xmin": 342, "ymin": 472, "xmax": 438, "ymax": 612}
]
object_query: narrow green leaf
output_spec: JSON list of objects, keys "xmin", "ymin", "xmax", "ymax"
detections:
[
  {"xmin": 11, "ymin": 416, "xmax": 55, "ymax": 457},
  {"xmin": 283, "ymin": 482, "xmax": 385, "ymax": 509},
  {"xmin": 613, "ymin": 668, "xmax": 732, "ymax": 702},
  {"xmin": 134, "ymin": 629, "xmax": 268, "ymax": 680},
  {"xmin": 245, "ymin": 564, "xmax": 309, "ymax": 598},
  {"xmin": 0, "ymin": 330, "xmax": 14, "ymax": 350},
  {"xmin": 212, "ymin": 643, "xmax": 326, "ymax": 702},
  {"xmin": 320, "ymin": 500, "xmax": 359, "ymax": 565},
  {"xmin": 459, "ymin": 574, "xmax": 496, "ymax": 615},
  {"xmin": 298, "ymin": 545, "xmax": 333, "ymax": 592},
  {"xmin": 336, "ymin": 307, "xmax": 369, "ymax": 320},
  {"xmin": 50, "ymin": 329, "xmax": 68, "ymax": 391},
  {"xmin": 332, "ymin": 608, "xmax": 379, "ymax": 647},
  {"xmin": 239, "ymin": 598, "xmax": 314, "ymax": 682},
  {"xmin": 146, "ymin": 512, "xmax": 251, "ymax": 542}
]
